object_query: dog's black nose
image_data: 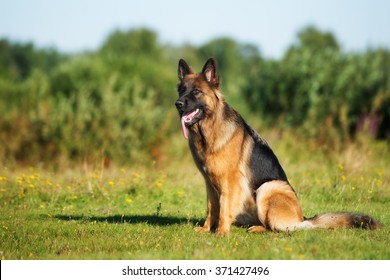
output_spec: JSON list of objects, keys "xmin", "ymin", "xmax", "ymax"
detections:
[{"xmin": 175, "ymin": 100, "xmax": 184, "ymax": 109}]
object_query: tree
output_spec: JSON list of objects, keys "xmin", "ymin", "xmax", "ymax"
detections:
[{"xmin": 100, "ymin": 28, "xmax": 162, "ymax": 58}]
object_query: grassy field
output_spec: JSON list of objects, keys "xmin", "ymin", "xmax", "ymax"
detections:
[{"xmin": 0, "ymin": 132, "xmax": 389, "ymax": 260}]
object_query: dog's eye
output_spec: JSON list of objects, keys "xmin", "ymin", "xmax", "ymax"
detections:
[{"xmin": 192, "ymin": 89, "xmax": 202, "ymax": 96}]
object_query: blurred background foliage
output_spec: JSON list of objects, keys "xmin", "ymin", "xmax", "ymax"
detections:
[{"xmin": 0, "ymin": 26, "xmax": 389, "ymax": 166}]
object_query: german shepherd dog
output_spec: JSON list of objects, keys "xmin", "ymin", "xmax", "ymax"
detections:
[{"xmin": 175, "ymin": 58, "xmax": 381, "ymax": 236}]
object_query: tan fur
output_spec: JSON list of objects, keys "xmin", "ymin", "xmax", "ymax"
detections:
[
  {"xmin": 194, "ymin": 120, "xmax": 248, "ymax": 235},
  {"xmin": 177, "ymin": 58, "xmax": 382, "ymax": 236},
  {"xmin": 183, "ymin": 74, "xmax": 264, "ymax": 235},
  {"xmin": 255, "ymin": 181, "xmax": 304, "ymax": 231}
]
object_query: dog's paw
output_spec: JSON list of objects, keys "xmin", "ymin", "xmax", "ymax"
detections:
[
  {"xmin": 215, "ymin": 228, "xmax": 229, "ymax": 237},
  {"xmin": 195, "ymin": 226, "xmax": 210, "ymax": 233},
  {"xmin": 248, "ymin": 226, "xmax": 267, "ymax": 233}
]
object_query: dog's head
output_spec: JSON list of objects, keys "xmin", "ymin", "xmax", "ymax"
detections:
[{"xmin": 175, "ymin": 58, "xmax": 222, "ymax": 139}]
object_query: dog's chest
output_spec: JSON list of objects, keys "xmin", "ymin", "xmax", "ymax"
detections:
[{"xmin": 190, "ymin": 143, "xmax": 241, "ymax": 187}]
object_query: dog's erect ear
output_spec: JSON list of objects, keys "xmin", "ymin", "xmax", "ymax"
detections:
[
  {"xmin": 201, "ymin": 58, "xmax": 220, "ymax": 88},
  {"xmin": 178, "ymin": 59, "xmax": 193, "ymax": 81}
]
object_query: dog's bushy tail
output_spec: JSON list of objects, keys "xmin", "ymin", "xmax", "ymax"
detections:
[{"xmin": 305, "ymin": 212, "xmax": 382, "ymax": 230}]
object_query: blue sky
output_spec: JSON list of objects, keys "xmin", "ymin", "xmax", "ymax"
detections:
[{"xmin": 1, "ymin": 0, "xmax": 389, "ymax": 58}]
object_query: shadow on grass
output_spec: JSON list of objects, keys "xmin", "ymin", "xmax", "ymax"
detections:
[{"xmin": 54, "ymin": 214, "xmax": 203, "ymax": 227}]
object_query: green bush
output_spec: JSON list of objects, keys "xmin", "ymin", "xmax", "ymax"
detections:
[
  {"xmin": 0, "ymin": 30, "xmax": 176, "ymax": 165},
  {"xmin": 243, "ymin": 26, "xmax": 390, "ymax": 142},
  {"xmin": 0, "ymin": 26, "xmax": 389, "ymax": 165}
]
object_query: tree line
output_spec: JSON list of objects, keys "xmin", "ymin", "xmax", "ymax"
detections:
[{"xmin": 0, "ymin": 26, "xmax": 389, "ymax": 164}]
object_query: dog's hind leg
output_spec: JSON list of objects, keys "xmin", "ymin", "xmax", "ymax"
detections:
[{"xmin": 255, "ymin": 180, "xmax": 304, "ymax": 232}]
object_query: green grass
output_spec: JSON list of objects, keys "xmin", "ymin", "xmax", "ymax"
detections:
[{"xmin": 0, "ymin": 134, "xmax": 389, "ymax": 260}]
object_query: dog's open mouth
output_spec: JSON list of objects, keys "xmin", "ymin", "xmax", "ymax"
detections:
[{"xmin": 180, "ymin": 108, "xmax": 203, "ymax": 139}]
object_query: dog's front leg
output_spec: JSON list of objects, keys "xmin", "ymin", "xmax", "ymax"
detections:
[
  {"xmin": 215, "ymin": 191, "xmax": 233, "ymax": 236},
  {"xmin": 196, "ymin": 181, "xmax": 219, "ymax": 232},
  {"xmin": 215, "ymin": 176, "xmax": 244, "ymax": 236}
]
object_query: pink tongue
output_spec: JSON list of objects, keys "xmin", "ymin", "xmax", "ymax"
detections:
[
  {"xmin": 180, "ymin": 117, "xmax": 188, "ymax": 140},
  {"xmin": 180, "ymin": 109, "xmax": 200, "ymax": 140}
]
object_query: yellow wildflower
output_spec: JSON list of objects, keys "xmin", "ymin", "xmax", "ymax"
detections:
[{"xmin": 154, "ymin": 180, "xmax": 163, "ymax": 188}]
